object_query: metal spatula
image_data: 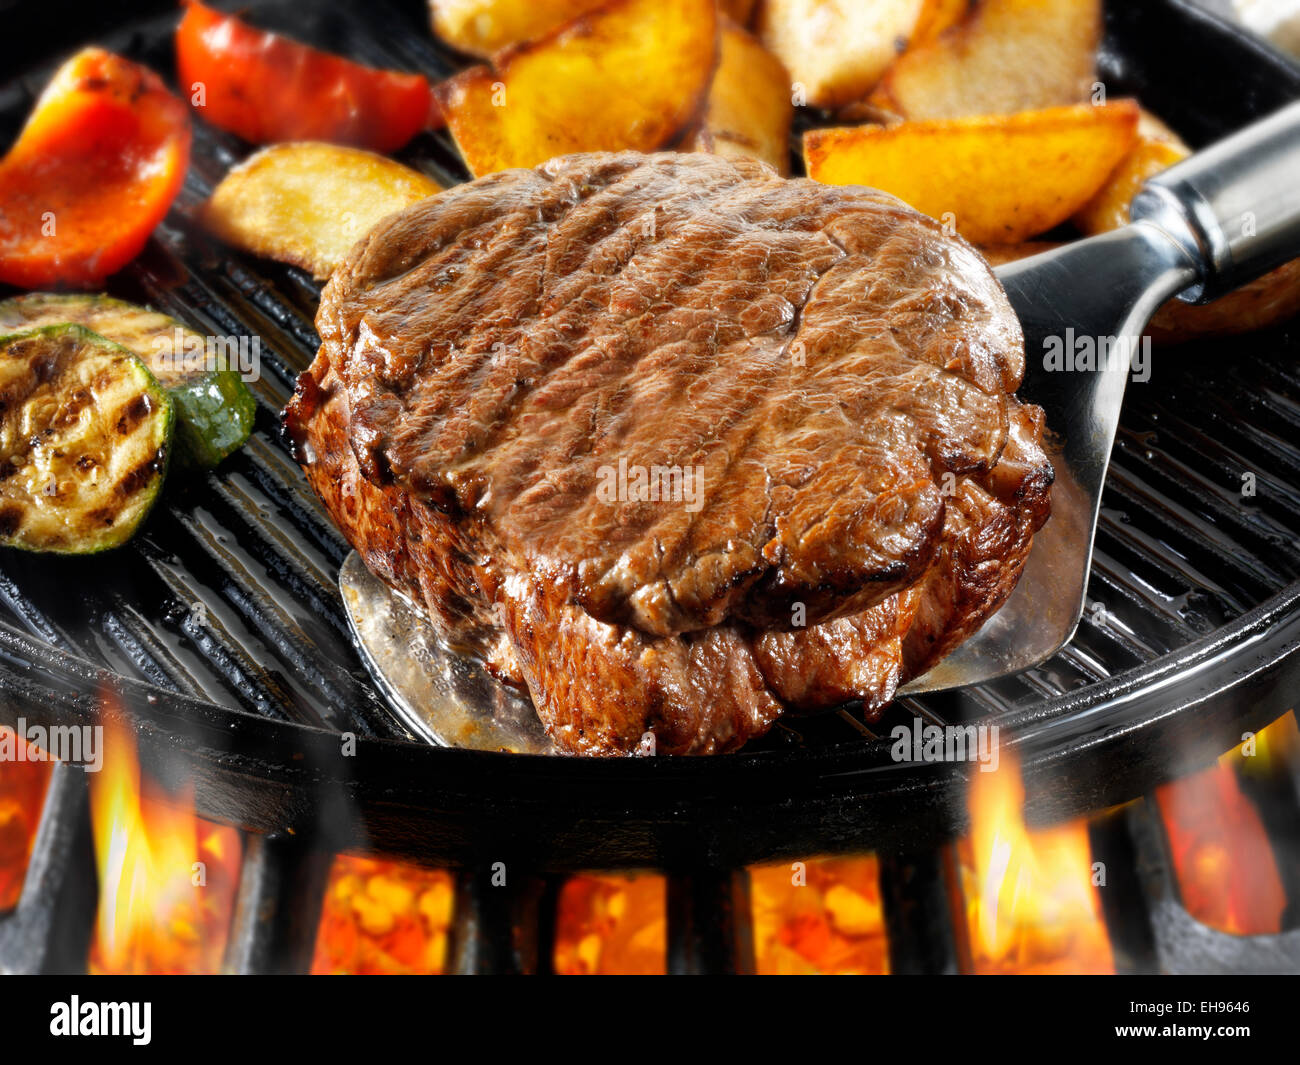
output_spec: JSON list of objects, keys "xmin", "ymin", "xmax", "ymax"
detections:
[
  {"xmin": 342, "ymin": 100, "xmax": 1300, "ymax": 746},
  {"xmin": 902, "ymin": 98, "xmax": 1300, "ymax": 693}
]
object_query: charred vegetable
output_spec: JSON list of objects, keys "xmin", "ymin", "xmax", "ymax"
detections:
[
  {"xmin": 0, "ymin": 294, "xmax": 255, "ymax": 469},
  {"xmin": 0, "ymin": 325, "xmax": 173, "ymax": 553},
  {"xmin": 176, "ymin": 0, "xmax": 438, "ymax": 151},
  {"xmin": 0, "ymin": 48, "xmax": 191, "ymax": 289}
]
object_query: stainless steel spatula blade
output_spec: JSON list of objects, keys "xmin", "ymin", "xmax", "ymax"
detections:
[
  {"xmin": 905, "ymin": 98, "xmax": 1300, "ymax": 692},
  {"xmin": 340, "ymin": 552, "xmax": 555, "ymax": 752},
  {"xmin": 900, "ymin": 224, "xmax": 1199, "ymax": 693}
]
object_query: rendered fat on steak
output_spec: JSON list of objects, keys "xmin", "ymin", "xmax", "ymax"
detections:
[{"xmin": 285, "ymin": 152, "xmax": 1053, "ymax": 755}]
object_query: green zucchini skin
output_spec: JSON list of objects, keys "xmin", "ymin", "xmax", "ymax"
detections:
[
  {"xmin": 0, "ymin": 293, "xmax": 255, "ymax": 469},
  {"xmin": 0, "ymin": 324, "xmax": 173, "ymax": 554}
]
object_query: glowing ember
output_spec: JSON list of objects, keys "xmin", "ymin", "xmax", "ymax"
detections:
[
  {"xmin": 553, "ymin": 860, "xmax": 889, "ymax": 975},
  {"xmin": 960, "ymin": 754, "xmax": 1113, "ymax": 974},
  {"xmin": 312, "ymin": 855, "xmax": 454, "ymax": 974},
  {"xmin": 554, "ymin": 874, "xmax": 666, "ymax": 974},
  {"xmin": 750, "ymin": 856, "xmax": 889, "ymax": 975},
  {"xmin": 89, "ymin": 700, "xmax": 242, "ymax": 974},
  {"xmin": 1154, "ymin": 714, "xmax": 1293, "ymax": 936},
  {"xmin": 1229, "ymin": 709, "xmax": 1299, "ymax": 777},
  {"xmin": 0, "ymin": 727, "xmax": 54, "ymax": 912}
]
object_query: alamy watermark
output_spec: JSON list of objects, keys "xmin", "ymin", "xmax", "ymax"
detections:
[
  {"xmin": 0, "ymin": 718, "xmax": 103, "ymax": 772},
  {"xmin": 889, "ymin": 716, "xmax": 1000, "ymax": 772},
  {"xmin": 150, "ymin": 327, "xmax": 262, "ymax": 383},
  {"xmin": 50, "ymin": 997, "xmax": 150, "ymax": 1046},
  {"xmin": 1042, "ymin": 328, "xmax": 1151, "ymax": 383},
  {"xmin": 595, "ymin": 457, "xmax": 704, "ymax": 513}
]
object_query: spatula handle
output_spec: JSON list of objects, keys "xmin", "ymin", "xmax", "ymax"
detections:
[{"xmin": 1131, "ymin": 98, "xmax": 1300, "ymax": 302}]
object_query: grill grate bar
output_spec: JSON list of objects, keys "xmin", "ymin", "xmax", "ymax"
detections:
[
  {"xmin": 1093, "ymin": 512, "xmax": 1243, "ymax": 622},
  {"xmin": 1115, "ymin": 423, "xmax": 1300, "ymax": 576},
  {"xmin": 234, "ymin": 435, "xmax": 352, "ymax": 565},
  {"xmin": 1100, "ymin": 470, "xmax": 1273, "ymax": 605},
  {"xmin": 0, "ymin": 568, "xmax": 85, "ymax": 655},
  {"xmin": 101, "ymin": 595, "xmax": 246, "ymax": 707},
  {"xmin": 1041, "ymin": 642, "xmax": 1111, "ymax": 685},
  {"xmin": 1136, "ymin": 400, "xmax": 1300, "ymax": 528},
  {"xmin": 160, "ymin": 502, "xmax": 357, "ymax": 688},
  {"xmin": 97, "ymin": 606, "xmax": 190, "ymax": 694},
  {"xmin": 198, "ymin": 472, "xmax": 349, "ymax": 619},
  {"xmin": 127, "ymin": 537, "xmax": 317, "ymax": 723},
  {"xmin": 1086, "ymin": 548, "xmax": 1201, "ymax": 653}
]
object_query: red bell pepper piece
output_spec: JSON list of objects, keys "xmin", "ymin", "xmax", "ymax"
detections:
[
  {"xmin": 176, "ymin": 0, "xmax": 439, "ymax": 153},
  {"xmin": 0, "ymin": 48, "xmax": 192, "ymax": 289}
]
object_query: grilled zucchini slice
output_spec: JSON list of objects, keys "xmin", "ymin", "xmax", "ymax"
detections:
[
  {"xmin": 0, "ymin": 293, "xmax": 255, "ymax": 469},
  {"xmin": 0, "ymin": 324, "xmax": 173, "ymax": 553}
]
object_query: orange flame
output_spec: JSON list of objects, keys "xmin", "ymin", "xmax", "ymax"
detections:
[
  {"xmin": 961, "ymin": 753, "xmax": 1113, "ymax": 974},
  {"xmin": 0, "ymin": 726, "xmax": 54, "ymax": 912},
  {"xmin": 88, "ymin": 695, "xmax": 241, "ymax": 974},
  {"xmin": 1154, "ymin": 711, "xmax": 1294, "ymax": 936},
  {"xmin": 1227, "ymin": 709, "xmax": 1299, "ymax": 776}
]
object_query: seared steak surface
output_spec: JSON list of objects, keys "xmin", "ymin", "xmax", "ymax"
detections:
[{"xmin": 286, "ymin": 152, "xmax": 1052, "ymax": 755}]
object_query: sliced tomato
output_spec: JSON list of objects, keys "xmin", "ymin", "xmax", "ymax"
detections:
[
  {"xmin": 0, "ymin": 48, "xmax": 192, "ymax": 289},
  {"xmin": 176, "ymin": 0, "xmax": 438, "ymax": 152}
]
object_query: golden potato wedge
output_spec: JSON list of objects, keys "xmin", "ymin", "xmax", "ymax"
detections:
[
  {"xmin": 689, "ymin": 21, "xmax": 793, "ymax": 174},
  {"xmin": 803, "ymin": 101, "xmax": 1139, "ymax": 244},
  {"xmin": 428, "ymin": 0, "xmax": 606, "ymax": 58},
  {"xmin": 757, "ymin": 0, "xmax": 929, "ymax": 109},
  {"xmin": 870, "ymin": 0, "xmax": 1102, "ymax": 119},
  {"xmin": 1074, "ymin": 109, "xmax": 1190, "ymax": 235},
  {"xmin": 202, "ymin": 142, "xmax": 441, "ymax": 280},
  {"xmin": 436, "ymin": 0, "xmax": 718, "ymax": 177}
]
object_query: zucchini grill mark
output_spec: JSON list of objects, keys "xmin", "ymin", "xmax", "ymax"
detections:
[
  {"xmin": 0, "ymin": 293, "xmax": 255, "ymax": 470},
  {"xmin": 0, "ymin": 324, "xmax": 173, "ymax": 553}
]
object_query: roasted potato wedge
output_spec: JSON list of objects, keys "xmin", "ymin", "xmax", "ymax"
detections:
[
  {"xmin": 757, "ymin": 0, "xmax": 928, "ymax": 109},
  {"xmin": 428, "ymin": 0, "xmax": 606, "ymax": 58},
  {"xmin": 689, "ymin": 21, "xmax": 793, "ymax": 174},
  {"xmin": 202, "ymin": 142, "xmax": 442, "ymax": 280},
  {"xmin": 1073, "ymin": 109, "xmax": 1190, "ymax": 235},
  {"xmin": 870, "ymin": 0, "xmax": 1102, "ymax": 119},
  {"xmin": 804, "ymin": 101, "xmax": 1138, "ymax": 244},
  {"xmin": 436, "ymin": 0, "xmax": 718, "ymax": 177}
]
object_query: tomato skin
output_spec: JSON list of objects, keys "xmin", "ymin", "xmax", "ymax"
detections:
[
  {"xmin": 176, "ymin": 0, "xmax": 435, "ymax": 152},
  {"xmin": 0, "ymin": 48, "xmax": 192, "ymax": 289}
]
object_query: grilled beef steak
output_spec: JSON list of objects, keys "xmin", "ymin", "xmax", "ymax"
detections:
[{"xmin": 285, "ymin": 151, "xmax": 1052, "ymax": 755}]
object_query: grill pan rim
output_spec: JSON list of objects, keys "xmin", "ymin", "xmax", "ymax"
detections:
[
  {"xmin": 0, "ymin": 0, "xmax": 1296, "ymax": 868},
  {"xmin": 0, "ymin": 575, "xmax": 1296, "ymax": 867}
]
